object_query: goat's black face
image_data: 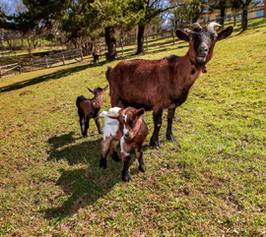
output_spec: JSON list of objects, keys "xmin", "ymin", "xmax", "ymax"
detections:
[
  {"xmin": 176, "ymin": 23, "xmax": 233, "ymax": 66},
  {"xmin": 191, "ymin": 31, "xmax": 216, "ymax": 65}
]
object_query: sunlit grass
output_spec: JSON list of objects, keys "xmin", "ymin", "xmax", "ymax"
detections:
[{"xmin": 0, "ymin": 20, "xmax": 265, "ymax": 236}]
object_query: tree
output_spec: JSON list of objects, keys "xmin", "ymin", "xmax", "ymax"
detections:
[
  {"xmin": 209, "ymin": 0, "xmax": 228, "ymax": 27},
  {"xmin": 240, "ymin": 0, "xmax": 253, "ymax": 30},
  {"xmin": 228, "ymin": 0, "xmax": 253, "ymax": 31},
  {"xmin": 127, "ymin": 0, "xmax": 175, "ymax": 55},
  {"xmin": 90, "ymin": 0, "xmax": 132, "ymax": 60},
  {"xmin": 230, "ymin": 0, "xmax": 241, "ymax": 26},
  {"xmin": 59, "ymin": 0, "xmax": 97, "ymax": 48},
  {"xmin": 170, "ymin": 0, "xmax": 206, "ymax": 28}
]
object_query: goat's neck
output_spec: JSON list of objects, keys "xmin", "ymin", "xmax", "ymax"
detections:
[
  {"xmin": 185, "ymin": 50, "xmax": 206, "ymax": 71},
  {"xmin": 184, "ymin": 52, "xmax": 205, "ymax": 85},
  {"xmin": 93, "ymin": 95, "xmax": 104, "ymax": 108}
]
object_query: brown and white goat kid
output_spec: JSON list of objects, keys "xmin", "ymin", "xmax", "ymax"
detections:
[
  {"xmin": 76, "ymin": 86, "xmax": 108, "ymax": 137},
  {"xmin": 99, "ymin": 107, "xmax": 148, "ymax": 181},
  {"xmin": 106, "ymin": 22, "xmax": 233, "ymax": 147}
]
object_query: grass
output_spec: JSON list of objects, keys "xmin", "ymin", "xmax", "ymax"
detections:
[{"xmin": 0, "ymin": 20, "xmax": 265, "ymax": 236}]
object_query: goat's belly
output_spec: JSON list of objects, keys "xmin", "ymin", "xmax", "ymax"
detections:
[{"xmin": 121, "ymin": 99, "xmax": 153, "ymax": 111}]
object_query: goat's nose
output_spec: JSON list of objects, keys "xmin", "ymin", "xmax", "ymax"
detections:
[{"xmin": 199, "ymin": 45, "xmax": 208, "ymax": 53}]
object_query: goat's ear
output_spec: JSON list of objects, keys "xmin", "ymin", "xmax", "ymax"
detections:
[
  {"xmin": 176, "ymin": 29, "xmax": 189, "ymax": 42},
  {"xmin": 217, "ymin": 26, "xmax": 233, "ymax": 41},
  {"xmin": 87, "ymin": 88, "xmax": 94, "ymax": 94},
  {"xmin": 136, "ymin": 108, "xmax": 145, "ymax": 117},
  {"xmin": 103, "ymin": 85, "xmax": 108, "ymax": 91}
]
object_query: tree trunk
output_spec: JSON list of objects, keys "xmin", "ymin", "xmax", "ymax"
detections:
[
  {"xmin": 241, "ymin": 5, "xmax": 248, "ymax": 31},
  {"xmin": 220, "ymin": 4, "xmax": 226, "ymax": 28},
  {"xmin": 104, "ymin": 26, "xmax": 117, "ymax": 61},
  {"xmin": 136, "ymin": 23, "xmax": 145, "ymax": 55},
  {"xmin": 233, "ymin": 12, "xmax": 237, "ymax": 26}
]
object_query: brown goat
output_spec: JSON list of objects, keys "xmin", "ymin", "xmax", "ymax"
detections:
[
  {"xmin": 106, "ymin": 22, "xmax": 233, "ymax": 147},
  {"xmin": 99, "ymin": 107, "xmax": 148, "ymax": 181},
  {"xmin": 76, "ymin": 86, "xmax": 108, "ymax": 137}
]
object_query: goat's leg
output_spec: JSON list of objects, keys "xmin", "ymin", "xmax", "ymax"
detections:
[
  {"xmin": 110, "ymin": 140, "xmax": 120, "ymax": 162},
  {"xmin": 94, "ymin": 117, "xmax": 102, "ymax": 134},
  {"xmin": 149, "ymin": 109, "xmax": 163, "ymax": 147},
  {"xmin": 78, "ymin": 109, "xmax": 84, "ymax": 135},
  {"xmin": 100, "ymin": 137, "xmax": 111, "ymax": 168},
  {"xmin": 83, "ymin": 117, "xmax": 90, "ymax": 137},
  {"xmin": 135, "ymin": 146, "xmax": 145, "ymax": 172},
  {"xmin": 121, "ymin": 155, "xmax": 132, "ymax": 182},
  {"xmin": 166, "ymin": 108, "xmax": 176, "ymax": 141}
]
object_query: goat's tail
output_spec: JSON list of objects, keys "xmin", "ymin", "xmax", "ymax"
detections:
[{"xmin": 105, "ymin": 66, "xmax": 112, "ymax": 82}]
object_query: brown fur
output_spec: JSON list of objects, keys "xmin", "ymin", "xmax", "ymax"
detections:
[
  {"xmin": 100, "ymin": 107, "xmax": 148, "ymax": 181},
  {"xmin": 76, "ymin": 86, "xmax": 108, "ymax": 137},
  {"xmin": 106, "ymin": 25, "xmax": 233, "ymax": 146}
]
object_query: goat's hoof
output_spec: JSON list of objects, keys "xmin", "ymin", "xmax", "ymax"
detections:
[
  {"xmin": 122, "ymin": 171, "xmax": 131, "ymax": 182},
  {"xmin": 149, "ymin": 139, "xmax": 160, "ymax": 148},
  {"xmin": 111, "ymin": 152, "xmax": 121, "ymax": 162},
  {"xmin": 138, "ymin": 164, "xmax": 145, "ymax": 173},
  {"xmin": 166, "ymin": 133, "xmax": 175, "ymax": 142},
  {"xmin": 99, "ymin": 159, "xmax": 107, "ymax": 169}
]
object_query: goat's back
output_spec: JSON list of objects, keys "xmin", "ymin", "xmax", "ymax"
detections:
[
  {"xmin": 76, "ymin": 95, "xmax": 87, "ymax": 108},
  {"xmin": 106, "ymin": 57, "xmax": 186, "ymax": 110}
]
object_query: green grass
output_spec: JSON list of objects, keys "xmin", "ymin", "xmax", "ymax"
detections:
[{"xmin": 0, "ymin": 20, "xmax": 265, "ymax": 236}]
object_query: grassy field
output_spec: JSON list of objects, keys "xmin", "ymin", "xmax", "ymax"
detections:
[{"xmin": 0, "ymin": 20, "xmax": 266, "ymax": 236}]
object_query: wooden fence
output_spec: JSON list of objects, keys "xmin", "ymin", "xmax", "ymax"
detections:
[
  {"xmin": 0, "ymin": 8, "xmax": 264, "ymax": 78},
  {"xmin": 0, "ymin": 48, "xmax": 83, "ymax": 78},
  {"xmin": 0, "ymin": 63, "xmax": 21, "ymax": 78}
]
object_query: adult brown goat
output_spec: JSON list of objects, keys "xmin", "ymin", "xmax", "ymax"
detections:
[{"xmin": 106, "ymin": 22, "xmax": 233, "ymax": 147}]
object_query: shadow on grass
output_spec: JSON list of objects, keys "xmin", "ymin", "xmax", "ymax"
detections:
[
  {"xmin": 43, "ymin": 132, "xmax": 121, "ymax": 219},
  {"xmin": 0, "ymin": 62, "xmax": 105, "ymax": 94}
]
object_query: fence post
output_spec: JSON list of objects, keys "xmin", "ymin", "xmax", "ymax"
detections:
[
  {"xmin": 172, "ymin": 29, "xmax": 175, "ymax": 45},
  {"xmin": 80, "ymin": 49, "xmax": 83, "ymax": 61},
  {"xmin": 62, "ymin": 53, "xmax": 65, "ymax": 65},
  {"xmin": 45, "ymin": 55, "xmax": 49, "ymax": 68},
  {"xmin": 145, "ymin": 34, "xmax": 148, "ymax": 51}
]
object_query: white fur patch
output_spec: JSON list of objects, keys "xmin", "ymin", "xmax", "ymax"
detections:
[
  {"xmin": 100, "ymin": 107, "xmax": 121, "ymax": 140},
  {"xmin": 123, "ymin": 124, "xmax": 129, "ymax": 135},
  {"xmin": 120, "ymin": 136, "xmax": 129, "ymax": 156}
]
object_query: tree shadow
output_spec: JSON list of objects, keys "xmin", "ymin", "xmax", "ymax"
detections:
[
  {"xmin": 0, "ymin": 62, "xmax": 105, "ymax": 93},
  {"xmin": 43, "ymin": 132, "xmax": 121, "ymax": 219}
]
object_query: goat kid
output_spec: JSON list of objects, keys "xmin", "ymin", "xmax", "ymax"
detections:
[
  {"xmin": 106, "ymin": 22, "xmax": 233, "ymax": 147},
  {"xmin": 76, "ymin": 86, "xmax": 108, "ymax": 137},
  {"xmin": 99, "ymin": 107, "xmax": 148, "ymax": 181}
]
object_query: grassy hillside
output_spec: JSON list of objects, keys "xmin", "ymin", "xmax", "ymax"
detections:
[{"xmin": 0, "ymin": 21, "xmax": 265, "ymax": 236}]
